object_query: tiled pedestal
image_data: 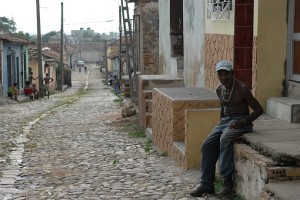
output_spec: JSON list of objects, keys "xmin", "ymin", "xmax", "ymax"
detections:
[{"xmin": 152, "ymin": 87, "xmax": 221, "ymax": 169}]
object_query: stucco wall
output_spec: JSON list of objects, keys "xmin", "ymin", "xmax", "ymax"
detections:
[
  {"xmin": 159, "ymin": 0, "xmax": 176, "ymax": 75},
  {"xmin": 183, "ymin": 0, "xmax": 205, "ymax": 87},
  {"xmin": 205, "ymin": 34, "xmax": 234, "ymax": 90},
  {"xmin": 255, "ymin": 0, "xmax": 287, "ymax": 109}
]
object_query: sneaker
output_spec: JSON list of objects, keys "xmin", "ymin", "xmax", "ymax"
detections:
[{"xmin": 190, "ymin": 186, "xmax": 215, "ymax": 197}]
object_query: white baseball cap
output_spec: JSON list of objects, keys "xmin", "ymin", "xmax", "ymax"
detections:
[{"xmin": 215, "ymin": 61, "xmax": 233, "ymax": 72}]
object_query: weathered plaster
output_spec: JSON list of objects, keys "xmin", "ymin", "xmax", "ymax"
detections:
[
  {"xmin": 183, "ymin": 0, "xmax": 205, "ymax": 87},
  {"xmin": 159, "ymin": 0, "xmax": 172, "ymax": 75}
]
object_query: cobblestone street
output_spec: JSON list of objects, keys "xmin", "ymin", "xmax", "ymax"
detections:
[{"xmin": 0, "ymin": 65, "xmax": 211, "ymax": 200}]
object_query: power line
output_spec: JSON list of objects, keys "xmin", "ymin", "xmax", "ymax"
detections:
[{"xmin": 18, "ymin": 19, "xmax": 114, "ymax": 29}]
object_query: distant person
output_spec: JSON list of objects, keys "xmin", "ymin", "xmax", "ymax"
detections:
[
  {"xmin": 78, "ymin": 65, "xmax": 82, "ymax": 73},
  {"xmin": 113, "ymin": 75, "xmax": 120, "ymax": 95},
  {"xmin": 84, "ymin": 65, "xmax": 87, "ymax": 74},
  {"xmin": 28, "ymin": 71, "xmax": 38, "ymax": 85},
  {"xmin": 8, "ymin": 82, "xmax": 19, "ymax": 101},
  {"xmin": 32, "ymin": 83, "xmax": 39, "ymax": 100},
  {"xmin": 43, "ymin": 73, "xmax": 54, "ymax": 90}
]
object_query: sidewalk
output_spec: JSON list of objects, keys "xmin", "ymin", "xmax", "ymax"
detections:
[{"xmin": 0, "ymin": 85, "xmax": 70, "ymax": 105}]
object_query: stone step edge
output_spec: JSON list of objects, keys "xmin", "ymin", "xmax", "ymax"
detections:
[{"xmin": 235, "ymin": 144, "xmax": 300, "ymax": 180}]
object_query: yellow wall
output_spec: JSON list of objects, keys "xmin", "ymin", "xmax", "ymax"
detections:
[
  {"xmin": 107, "ymin": 46, "xmax": 118, "ymax": 72},
  {"xmin": 255, "ymin": 0, "xmax": 287, "ymax": 109}
]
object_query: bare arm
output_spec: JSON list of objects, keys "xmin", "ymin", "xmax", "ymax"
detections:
[{"xmin": 243, "ymin": 87, "xmax": 264, "ymax": 124}]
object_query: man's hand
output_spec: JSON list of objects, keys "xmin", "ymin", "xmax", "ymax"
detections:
[{"xmin": 229, "ymin": 119, "xmax": 247, "ymax": 129}]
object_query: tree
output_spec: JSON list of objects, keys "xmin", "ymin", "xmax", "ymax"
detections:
[
  {"xmin": 42, "ymin": 31, "xmax": 58, "ymax": 43},
  {"xmin": 0, "ymin": 16, "xmax": 16, "ymax": 32},
  {"xmin": 14, "ymin": 31, "xmax": 33, "ymax": 41}
]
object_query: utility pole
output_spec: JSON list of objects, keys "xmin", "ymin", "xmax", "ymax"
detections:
[
  {"xmin": 119, "ymin": 6, "xmax": 122, "ymax": 79},
  {"xmin": 59, "ymin": 2, "xmax": 64, "ymax": 90},
  {"xmin": 36, "ymin": 0, "xmax": 43, "ymax": 95},
  {"xmin": 104, "ymin": 39, "xmax": 108, "ymax": 82}
]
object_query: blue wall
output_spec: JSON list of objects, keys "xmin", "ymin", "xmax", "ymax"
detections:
[{"xmin": 2, "ymin": 42, "xmax": 23, "ymax": 94}]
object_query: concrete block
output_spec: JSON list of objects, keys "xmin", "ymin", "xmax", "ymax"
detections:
[
  {"xmin": 185, "ymin": 108, "xmax": 220, "ymax": 169},
  {"xmin": 138, "ymin": 75, "xmax": 184, "ymax": 129},
  {"xmin": 284, "ymin": 167, "xmax": 300, "ymax": 177},
  {"xmin": 266, "ymin": 97, "xmax": 300, "ymax": 123},
  {"xmin": 152, "ymin": 87, "xmax": 220, "ymax": 157}
]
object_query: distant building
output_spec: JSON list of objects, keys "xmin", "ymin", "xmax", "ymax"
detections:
[{"xmin": 71, "ymin": 27, "xmax": 95, "ymax": 40}]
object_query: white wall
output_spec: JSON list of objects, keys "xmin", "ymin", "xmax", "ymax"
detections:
[
  {"xmin": 159, "ymin": 0, "xmax": 174, "ymax": 75},
  {"xmin": 183, "ymin": 0, "xmax": 205, "ymax": 87}
]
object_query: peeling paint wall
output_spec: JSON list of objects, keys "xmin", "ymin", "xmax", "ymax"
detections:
[
  {"xmin": 159, "ymin": 0, "xmax": 172, "ymax": 75},
  {"xmin": 183, "ymin": 0, "xmax": 205, "ymax": 87}
]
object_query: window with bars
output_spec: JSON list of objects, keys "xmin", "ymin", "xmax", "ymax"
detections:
[{"xmin": 207, "ymin": 0, "xmax": 232, "ymax": 20}]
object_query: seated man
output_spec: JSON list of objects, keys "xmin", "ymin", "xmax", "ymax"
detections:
[
  {"xmin": 8, "ymin": 82, "xmax": 19, "ymax": 101},
  {"xmin": 189, "ymin": 61, "xmax": 263, "ymax": 197}
]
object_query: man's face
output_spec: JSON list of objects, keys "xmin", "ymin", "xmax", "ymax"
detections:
[{"xmin": 217, "ymin": 70, "xmax": 234, "ymax": 87}]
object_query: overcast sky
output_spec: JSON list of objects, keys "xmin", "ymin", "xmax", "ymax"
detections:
[{"xmin": 0, "ymin": 0, "xmax": 134, "ymax": 35}]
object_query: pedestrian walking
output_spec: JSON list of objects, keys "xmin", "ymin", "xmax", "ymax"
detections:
[
  {"xmin": 113, "ymin": 75, "xmax": 120, "ymax": 95},
  {"xmin": 43, "ymin": 73, "xmax": 54, "ymax": 98}
]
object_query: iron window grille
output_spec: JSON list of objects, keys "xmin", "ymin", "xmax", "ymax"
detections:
[{"xmin": 207, "ymin": 0, "xmax": 231, "ymax": 20}]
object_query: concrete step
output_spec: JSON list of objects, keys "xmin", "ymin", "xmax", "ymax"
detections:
[
  {"xmin": 142, "ymin": 90, "xmax": 152, "ymax": 99},
  {"xmin": 145, "ymin": 99, "xmax": 152, "ymax": 113},
  {"xmin": 266, "ymin": 96, "xmax": 300, "ymax": 123},
  {"xmin": 234, "ymin": 143, "xmax": 300, "ymax": 200},
  {"xmin": 146, "ymin": 112, "xmax": 152, "ymax": 128},
  {"xmin": 261, "ymin": 180, "xmax": 300, "ymax": 200}
]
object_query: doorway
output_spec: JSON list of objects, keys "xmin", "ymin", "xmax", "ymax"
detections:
[{"xmin": 287, "ymin": 0, "xmax": 300, "ymax": 82}]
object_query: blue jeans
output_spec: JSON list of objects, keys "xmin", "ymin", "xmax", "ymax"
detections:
[
  {"xmin": 114, "ymin": 83, "xmax": 120, "ymax": 95},
  {"xmin": 200, "ymin": 116, "xmax": 253, "ymax": 189}
]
